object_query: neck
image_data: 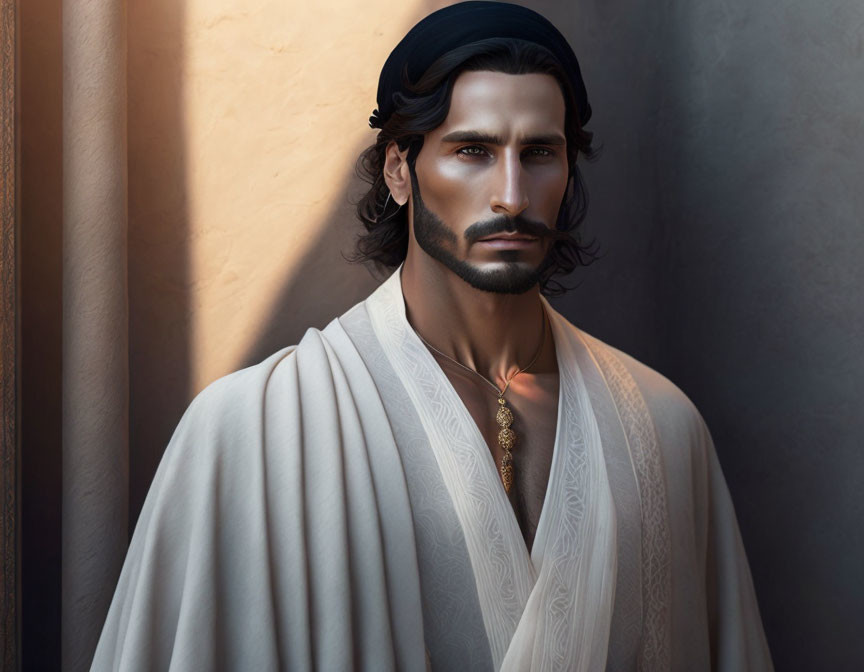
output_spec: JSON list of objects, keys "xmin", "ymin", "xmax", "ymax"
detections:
[{"xmin": 400, "ymin": 246, "xmax": 558, "ymax": 388}]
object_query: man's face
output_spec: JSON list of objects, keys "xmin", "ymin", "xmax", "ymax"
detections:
[{"xmin": 409, "ymin": 70, "xmax": 569, "ymax": 294}]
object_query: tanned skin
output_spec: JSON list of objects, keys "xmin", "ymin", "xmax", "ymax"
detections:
[{"xmin": 383, "ymin": 70, "xmax": 567, "ymax": 387}]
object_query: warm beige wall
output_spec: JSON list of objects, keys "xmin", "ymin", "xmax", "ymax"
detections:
[
  {"xmin": 157, "ymin": 0, "xmax": 439, "ymax": 391},
  {"xmin": 181, "ymin": 2, "xmax": 420, "ymax": 385},
  {"xmin": 127, "ymin": 0, "xmax": 451, "ymax": 519}
]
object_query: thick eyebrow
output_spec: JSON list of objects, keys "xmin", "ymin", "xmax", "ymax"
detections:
[{"xmin": 439, "ymin": 130, "xmax": 566, "ymax": 146}]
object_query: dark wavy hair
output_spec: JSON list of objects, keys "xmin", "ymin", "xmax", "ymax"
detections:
[{"xmin": 344, "ymin": 37, "xmax": 604, "ymax": 296}]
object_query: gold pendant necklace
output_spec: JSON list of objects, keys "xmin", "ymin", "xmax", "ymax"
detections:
[{"xmin": 415, "ymin": 308, "xmax": 548, "ymax": 494}]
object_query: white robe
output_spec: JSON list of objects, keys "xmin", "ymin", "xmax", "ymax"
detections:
[{"xmin": 90, "ymin": 264, "xmax": 774, "ymax": 671}]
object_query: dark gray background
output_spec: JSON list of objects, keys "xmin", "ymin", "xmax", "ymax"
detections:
[{"xmin": 541, "ymin": 0, "xmax": 863, "ymax": 669}]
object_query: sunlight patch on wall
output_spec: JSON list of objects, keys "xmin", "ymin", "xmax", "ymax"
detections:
[{"xmin": 181, "ymin": 0, "xmax": 428, "ymax": 389}]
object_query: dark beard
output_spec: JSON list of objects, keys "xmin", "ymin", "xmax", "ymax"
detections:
[{"xmin": 408, "ymin": 163, "xmax": 553, "ymax": 295}]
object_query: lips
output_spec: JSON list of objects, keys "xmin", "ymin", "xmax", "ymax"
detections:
[
  {"xmin": 477, "ymin": 234, "xmax": 538, "ymax": 242},
  {"xmin": 477, "ymin": 235, "xmax": 539, "ymax": 249}
]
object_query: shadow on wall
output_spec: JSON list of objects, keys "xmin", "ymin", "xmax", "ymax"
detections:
[
  {"xmin": 128, "ymin": 1, "xmax": 459, "ymax": 527},
  {"xmin": 234, "ymin": 0, "xmax": 453, "ymax": 372},
  {"xmin": 127, "ymin": 0, "xmax": 192, "ymax": 534},
  {"xmin": 22, "ymin": 0, "xmax": 194, "ymax": 668},
  {"xmin": 20, "ymin": 0, "xmax": 63, "ymax": 668},
  {"xmin": 232, "ymin": 136, "xmax": 382, "ymax": 373}
]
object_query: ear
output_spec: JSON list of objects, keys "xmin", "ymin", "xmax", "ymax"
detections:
[{"xmin": 383, "ymin": 141, "xmax": 412, "ymax": 206}]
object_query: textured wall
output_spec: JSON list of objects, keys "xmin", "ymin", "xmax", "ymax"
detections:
[
  {"xmin": 545, "ymin": 0, "xmax": 864, "ymax": 669},
  {"xmin": 653, "ymin": 2, "xmax": 864, "ymax": 669},
  {"xmin": 61, "ymin": 0, "xmax": 131, "ymax": 666}
]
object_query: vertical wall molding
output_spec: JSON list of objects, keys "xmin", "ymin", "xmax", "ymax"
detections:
[{"xmin": 61, "ymin": 0, "xmax": 129, "ymax": 668}]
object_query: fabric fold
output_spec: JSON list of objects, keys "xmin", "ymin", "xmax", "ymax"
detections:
[
  {"xmin": 91, "ymin": 328, "xmax": 428, "ymax": 671},
  {"xmin": 91, "ymin": 264, "xmax": 774, "ymax": 671}
]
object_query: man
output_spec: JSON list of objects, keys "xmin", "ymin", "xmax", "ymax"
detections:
[{"xmin": 91, "ymin": 2, "xmax": 773, "ymax": 670}]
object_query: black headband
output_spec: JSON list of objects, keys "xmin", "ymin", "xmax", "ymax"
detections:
[{"xmin": 370, "ymin": 1, "xmax": 592, "ymax": 130}]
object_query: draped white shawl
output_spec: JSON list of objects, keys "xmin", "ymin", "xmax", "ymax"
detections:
[
  {"xmin": 90, "ymin": 264, "xmax": 773, "ymax": 671},
  {"xmin": 364, "ymin": 267, "xmax": 617, "ymax": 671}
]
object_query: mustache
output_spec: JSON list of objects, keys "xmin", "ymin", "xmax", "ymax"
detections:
[{"xmin": 465, "ymin": 214, "xmax": 570, "ymax": 243}]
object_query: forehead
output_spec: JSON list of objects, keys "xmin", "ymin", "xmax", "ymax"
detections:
[{"xmin": 435, "ymin": 70, "xmax": 566, "ymax": 138}]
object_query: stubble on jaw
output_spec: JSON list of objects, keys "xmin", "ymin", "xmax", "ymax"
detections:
[{"xmin": 407, "ymin": 162, "xmax": 554, "ymax": 295}]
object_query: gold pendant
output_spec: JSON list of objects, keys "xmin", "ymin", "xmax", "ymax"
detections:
[{"xmin": 496, "ymin": 397, "xmax": 516, "ymax": 493}]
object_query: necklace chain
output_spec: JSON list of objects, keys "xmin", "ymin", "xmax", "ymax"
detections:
[
  {"xmin": 415, "ymin": 307, "xmax": 548, "ymax": 397},
  {"xmin": 414, "ymin": 306, "xmax": 548, "ymax": 495}
]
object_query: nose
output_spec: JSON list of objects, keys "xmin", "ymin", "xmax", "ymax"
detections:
[{"xmin": 489, "ymin": 149, "xmax": 529, "ymax": 216}]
